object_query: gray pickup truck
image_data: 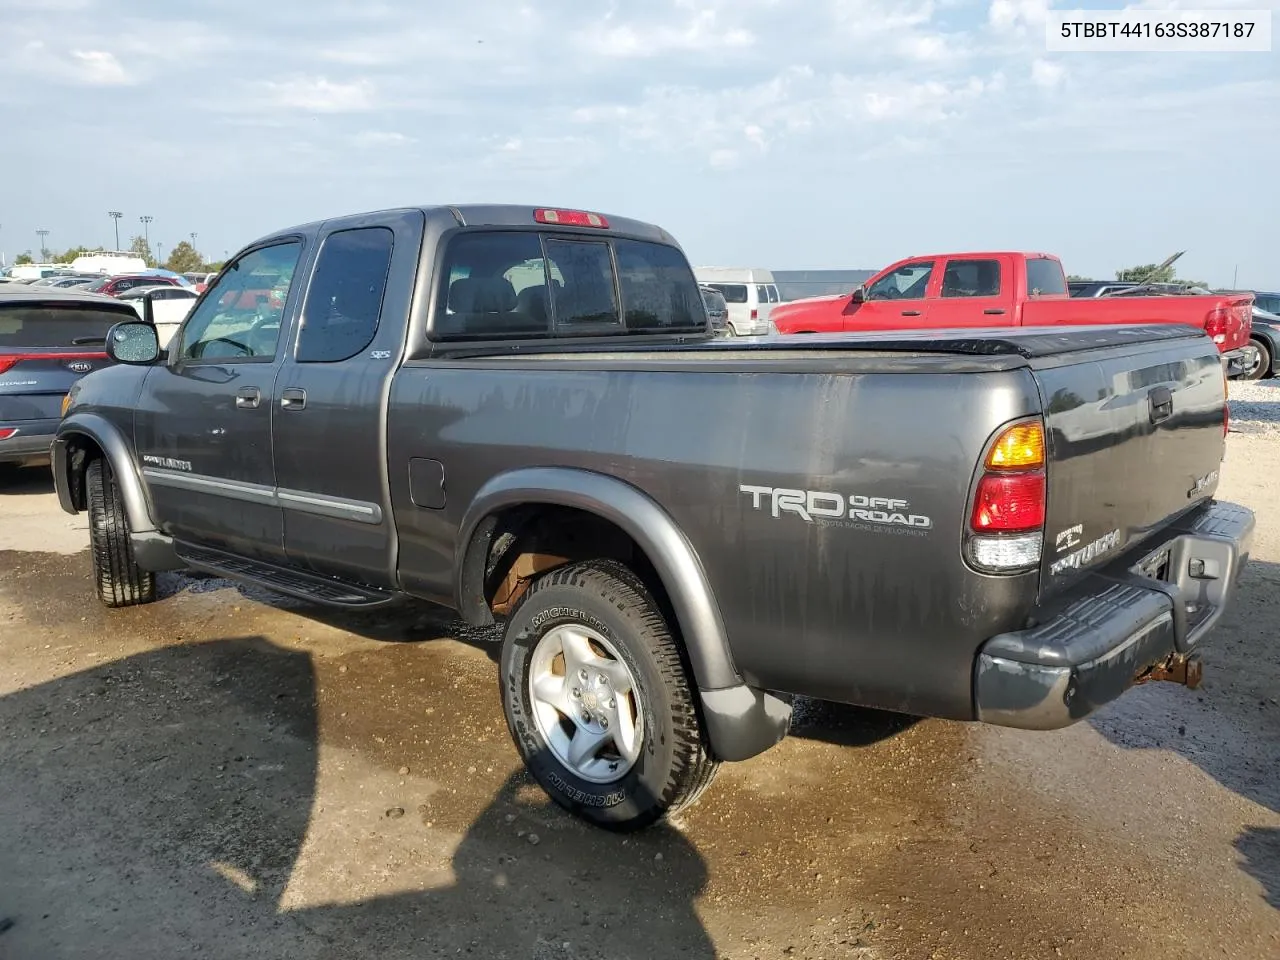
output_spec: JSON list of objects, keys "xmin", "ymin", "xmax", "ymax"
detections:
[{"xmin": 52, "ymin": 204, "xmax": 1254, "ymax": 831}]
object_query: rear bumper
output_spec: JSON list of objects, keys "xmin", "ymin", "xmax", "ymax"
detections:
[
  {"xmin": 1223, "ymin": 344, "xmax": 1259, "ymax": 378},
  {"xmin": 974, "ymin": 500, "xmax": 1254, "ymax": 730},
  {"xmin": 0, "ymin": 419, "xmax": 57, "ymax": 463}
]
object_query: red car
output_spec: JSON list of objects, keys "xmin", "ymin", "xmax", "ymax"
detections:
[
  {"xmin": 771, "ymin": 251, "xmax": 1255, "ymax": 375},
  {"xmin": 82, "ymin": 274, "xmax": 184, "ymax": 298}
]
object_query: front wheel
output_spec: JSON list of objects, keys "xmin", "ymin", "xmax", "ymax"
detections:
[
  {"xmin": 1244, "ymin": 338, "xmax": 1271, "ymax": 381},
  {"xmin": 499, "ymin": 559, "xmax": 719, "ymax": 831},
  {"xmin": 86, "ymin": 458, "xmax": 157, "ymax": 607}
]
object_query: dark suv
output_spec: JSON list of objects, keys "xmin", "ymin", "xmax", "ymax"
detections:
[
  {"xmin": 1, "ymin": 287, "xmax": 136, "ymax": 466},
  {"xmin": 699, "ymin": 285, "xmax": 729, "ymax": 336}
]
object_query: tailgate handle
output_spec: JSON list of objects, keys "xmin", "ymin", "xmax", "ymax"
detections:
[{"xmin": 1149, "ymin": 386, "xmax": 1173, "ymax": 424}]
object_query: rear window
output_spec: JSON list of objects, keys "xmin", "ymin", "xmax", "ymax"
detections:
[
  {"xmin": 0, "ymin": 304, "xmax": 130, "ymax": 348},
  {"xmin": 434, "ymin": 231, "xmax": 704, "ymax": 339},
  {"xmin": 1026, "ymin": 258, "xmax": 1066, "ymax": 296},
  {"xmin": 703, "ymin": 283, "xmax": 748, "ymax": 304}
]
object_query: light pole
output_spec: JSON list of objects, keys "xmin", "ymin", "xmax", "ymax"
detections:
[
  {"xmin": 156, "ymin": 242, "xmax": 164, "ymax": 268},
  {"xmin": 36, "ymin": 229, "xmax": 50, "ymax": 262},
  {"xmin": 108, "ymin": 211, "xmax": 122, "ymax": 251},
  {"xmin": 139, "ymin": 215, "xmax": 153, "ymax": 261}
]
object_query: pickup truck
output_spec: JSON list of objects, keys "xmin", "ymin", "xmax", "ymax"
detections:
[
  {"xmin": 771, "ymin": 251, "xmax": 1257, "ymax": 377},
  {"xmin": 52, "ymin": 206, "xmax": 1254, "ymax": 831}
]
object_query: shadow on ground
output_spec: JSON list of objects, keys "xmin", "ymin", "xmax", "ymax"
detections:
[
  {"xmin": 0, "ymin": 636, "xmax": 714, "ymax": 958},
  {"xmin": 1089, "ymin": 557, "xmax": 1280, "ymax": 911},
  {"xmin": 0, "ymin": 462, "xmax": 55, "ymax": 496}
]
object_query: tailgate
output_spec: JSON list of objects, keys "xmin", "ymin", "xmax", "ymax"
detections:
[{"xmin": 1034, "ymin": 333, "xmax": 1226, "ymax": 600}]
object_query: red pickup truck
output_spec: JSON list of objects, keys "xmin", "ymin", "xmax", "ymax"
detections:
[{"xmin": 771, "ymin": 251, "xmax": 1256, "ymax": 376}]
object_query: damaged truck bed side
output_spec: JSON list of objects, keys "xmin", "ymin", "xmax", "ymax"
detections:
[{"xmin": 53, "ymin": 204, "xmax": 1253, "ymax": 831}]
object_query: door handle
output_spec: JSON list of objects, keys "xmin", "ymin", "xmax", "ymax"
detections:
[
  {"xmin": 984, "ymin": 308, "xmax": 1006, "ymax": 315},
  {"xmin": 280, "ymin": 387, "xmax": 307, "ymax": 411},
  {"xmin": 1149, "ymin": 386, "xmax": 1173, "ymax": 424},
  {"xmin": 900, "ymin": 310, "xmax": 922, "ymax": 317},
  {"xmin": 235, "ymin": 386, "xmax": 261, "ymax": 409}
]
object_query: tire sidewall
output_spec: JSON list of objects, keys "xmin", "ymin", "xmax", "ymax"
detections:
[
  {"xmin": 1248, "ymin": 338, "xmax": 1271, "ymax": 380},
  {"xmin": 501, "ymin": 575, "xmax": 679, "ymax": 825}
]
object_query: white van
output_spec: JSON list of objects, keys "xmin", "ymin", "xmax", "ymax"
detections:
[{"xmin": 692, "ymin": 267, "xmax": 780, "ymax": 336}]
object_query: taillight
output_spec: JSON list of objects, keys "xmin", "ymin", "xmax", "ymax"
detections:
[
  {"xmin": 967, "ymin": 419, "xmax": 1046, "ymax": 574},
  {"xmin": 750, "ymin": 308, "xmax": 759, "ymax": 321},
  {"xmin": 533, "ymin": 208, "xmax": 609, "ymax": 228},
  {"xmin": 0, "ymin": 428, "xmax": 16, "ymax": 441},
  {"xmin": 1204, "ymin": 307, "xmax": 1235, "ymax": 345},
  {"xmin": 0, "ymin": 352, "xmax": 106, "ymax": 375}
]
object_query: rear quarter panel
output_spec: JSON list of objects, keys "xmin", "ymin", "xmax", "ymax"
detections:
[{"xmin": 388, "ymin": 359, "xmax": 1044, "ymax": 719}]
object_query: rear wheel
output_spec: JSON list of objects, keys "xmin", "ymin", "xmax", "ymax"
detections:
[
  {"xmin": 1244, "ymin": 338, "xmax": 1271, "ymax": 380},
  {"xmin": 86, "ymin": 458, "xmax": 157, "ymax": 607},
  {"xmin": 499, "ymin": 559, "xmax": 718, "ymax": 831}
]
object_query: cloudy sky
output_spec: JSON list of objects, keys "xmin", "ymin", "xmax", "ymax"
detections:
[{"xmin": 1, "ymin": 0, "xmax": 1276, "ymax": 286}]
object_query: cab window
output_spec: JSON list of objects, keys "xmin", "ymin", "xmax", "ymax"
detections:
[
  {"xmin": 178, "ymin": 241, "xmax": 303, "ymax": 361},
  {"xmin": 866, "ymin": 261, "xmax": 934, "ymax": 301}
]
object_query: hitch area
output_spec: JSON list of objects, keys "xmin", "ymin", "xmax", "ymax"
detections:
[{"xmin": 1133, "ymin": 652, "xmax": 1204, "ymax": 690}]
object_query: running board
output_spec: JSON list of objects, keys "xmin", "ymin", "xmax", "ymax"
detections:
[{"xmin": 174, "ymin": 541, "xmax": 401, "ymax": 609}]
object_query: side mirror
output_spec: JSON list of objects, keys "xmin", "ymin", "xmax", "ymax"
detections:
[
  {"xmin": 106, "ymin": 320, "xmax": 160, "ymax": 365},
  {"xmin": 850, "ymin": 285, "xmax": 866, "ymax": 303}
]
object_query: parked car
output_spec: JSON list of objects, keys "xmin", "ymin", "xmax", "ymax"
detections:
[
  {"xmin": 54, "ymin": 204, "xmax": 1253, "ymax": 832},
  {"xmin": 693, "ymin": 267, "xmax": 779, "ymax": 336},
  {"xmin": 82, "ymin": 274, "xmax": 183, "ymax": 298},
  {"xmin": 117, "ymin": 285, "xmax": 201, "ymax": 347},
  {"xmin": 1068, "ymin": 280, "xmax": 1143, "ymax": 298},
  {"xmin": 770, "ymin": 251, "xmax": 1257, "ymax": 377},
  {"xmin": 1239, "ymin": 305, "xmax": 1280, "ymax": 380},
  {"xmin": 699, "ymin": 284, "xmax": 730, "ymax": 336},
  {"xmin": 0, "ymin": 286, "xmax": 136, "ymax": 466}
]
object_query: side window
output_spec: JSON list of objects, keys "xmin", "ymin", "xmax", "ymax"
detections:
[
  {"xmin": 767, "ymin": 284, "xmax": 781, "ymax": 303},
  {"xmin": 865, "ymin": 261, "xmax": 934, "ymax": 300},
  {"xmin": 178, "ymin": 240, "xmax": 302, "ymax": 361},
  {"xmin": 706, "ymin": 283, "xmax": 748, "ymax": 303},
  {"xmin": 297, "ymin": 227, "xmax": 394, "ymax": 363},
  {"xmin": 941, "ymin": 259, "xmax": 1001, "ymax": 298},
  {"xmin": 434, "ymin": 232, "xmax": 550, "ymax": 339},
  {"xmin": 544, "ymin": 239, "xmax": 620, "ymax": 332},
  {"xmin": 1026, "ymin": 258, "xmax": 1067, "ymax": 297},
  {"xmin": 613, "ymin": 238, "xmax": 703, "ymax": 332}
]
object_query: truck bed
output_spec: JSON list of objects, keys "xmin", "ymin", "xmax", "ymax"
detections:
[{"xmin": 390, "ymin": 322, "xmax": 1228, "ymax": 719}]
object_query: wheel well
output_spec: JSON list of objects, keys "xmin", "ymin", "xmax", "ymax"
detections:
[
  {"xmin": 61, "ymin": 433, "xmax": 106, "ymax": 512},
  {"xmin": 461, "ymin": 504, "xmax": 676, "ymax": 631}
]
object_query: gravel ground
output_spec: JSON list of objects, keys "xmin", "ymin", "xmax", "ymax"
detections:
[
  {"xmin": 1229, "ymin": 378, "xmax": 1280, "ymax": 434},
  {"xmin": 0, "ymin": 432, "xmax": 1277, "ymax": 959}
]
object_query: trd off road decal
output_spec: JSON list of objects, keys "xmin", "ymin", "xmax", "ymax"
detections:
[{"xmin": 740, "ymin": 484, "xmax": 932, "ymax": 536}]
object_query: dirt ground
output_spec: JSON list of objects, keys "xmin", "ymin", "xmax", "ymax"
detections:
[{"xmin": 1, "ymin": 402, "xmax": 1277, "ymax": 959}]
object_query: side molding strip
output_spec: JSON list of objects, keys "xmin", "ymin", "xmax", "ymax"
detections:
[{"xmin": 141, "ymin": 468, "xmax": 383, "ymax": 524}]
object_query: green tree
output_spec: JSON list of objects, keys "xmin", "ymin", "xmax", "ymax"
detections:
[
  {"xmin": 128, "ymin": 235, "xmax": 155, "ymax": 267},
  {"xmin": 14, "ymin": 251, "xmax": 33, "ymax": 265},
  {"xmin": 55, "ymin": 245, "xmax": 101, "ymax": 263},
  {"xmin": 1066, "ymin": 274, "xmax": 1091, "ymax": 282},
  {"xmin": 1115, "ymin": 263, "xmax": 1206, "ymax": 288},
  {"xmin": 164, "ymin": 240, "xmax": 202, "ymax": 274}
]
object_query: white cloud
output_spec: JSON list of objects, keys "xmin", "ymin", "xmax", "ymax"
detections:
[
  {"xmin": 69, "ymin": 50, "xmax": 130, "ymax": 85},
  {"xmin": 1031, "ymin": 58, "xmax": 1066, "ymax": 90},
  {"xmin": 709, "ymin": 148, "xmax": 739, "ymax": 169},
  {"xmin": 988, "ymin": 0, "xmax": 1049, "ymax": 31},
  {"xmin": 352, "ymin": 130, "xmax": 414, "ymax": 148},
  {"xmin": 257, "ymin": 76, "xmax": 376, "ymax": 113},
  {"xmin": 576, "ymin": 9, "xmax": 755, "ymax": 59}
]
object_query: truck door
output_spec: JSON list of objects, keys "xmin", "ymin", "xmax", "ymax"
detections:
[
  {"xmin": 843, "ymin": 259, "xmax": 935, "ymax": 331},
  {"xmin": 270, "ymin": 210, "xmax": 423, "ymax": 585},
  {"xmin": 132, "ymin": 239, "xmax": 305, "ymax": 561},
  {"xmin": 927, "ymin": 256, "xmax": 1011, "ymax": 328}
]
